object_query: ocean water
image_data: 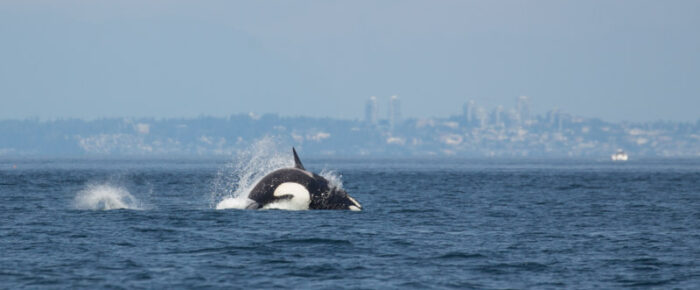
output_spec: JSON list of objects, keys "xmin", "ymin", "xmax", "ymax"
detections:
[{"xmin": 1, "ymin": 157, "xmax": 699, "ymax": 289}]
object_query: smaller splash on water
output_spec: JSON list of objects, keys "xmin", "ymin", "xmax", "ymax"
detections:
[{"xmin": 74, "ymin": 183, "xmax": 143, "ymax": 210}]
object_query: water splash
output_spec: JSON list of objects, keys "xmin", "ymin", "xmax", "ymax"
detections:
[
  {"xmin": 74, "ymin": 183, "xmax": 144, "ymax": 210},
  {"xmin": 320, "ymin": 169, "xmax": 344, "ymax": 190},
  {"xmin": 215, "ymin": 195, "xmax": 256, "ymax": 210},
  {"xmin": 211, "ymin": 137, "xmax": 293, "ymax": 210}
]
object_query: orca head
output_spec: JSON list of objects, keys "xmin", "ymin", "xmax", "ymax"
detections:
[
  {"xmin": 306, "ymin": 175, "xmax": 361, "ymax": 211},
  {"xmin": 294, "ymin": 147, "xmax": 362, "ymax": 211},
  {"xmin": 328, "ymin": 187, "xmax": 363, "ymax": 211}
]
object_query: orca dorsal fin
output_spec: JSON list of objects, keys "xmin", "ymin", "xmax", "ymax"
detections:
[{"xmin": 293, "ymin": 147, "xmax": 306, "ymax": 170}]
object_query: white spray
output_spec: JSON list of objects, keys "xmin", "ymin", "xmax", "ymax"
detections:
[
  {"xmin": 211, "ymin": 137, "xmax": 293, "ymax": 210},
  {"xmin": 74, "ymin": 183, "xmax": 144, "ymax": 210},
  {"xmin": 319, "ymin": 169, "xmax": 344, "ymax": 190}
]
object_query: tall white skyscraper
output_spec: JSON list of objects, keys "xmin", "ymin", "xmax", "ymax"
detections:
[
  {"xmin": 477, "ymin": 107, "xmax": 488, "ymax": 128},
  {"xmin": 494, "ymin": 105, "xmax": 504, "ymax": 127},
  {"xmin": 389, "ymin": 95, "xmax": 401, "ymax": 130},
  {"xmin": 364, "ymin": 96, "xmax": 378, "ymax": 124},
  {"xmin": 463, "ymin": 100, "xmax": 475, "ymax": 124},
  {"xmin": 517, "ymin": 95, "xmax": 530, "ymax": 125},
  {"xmin": 548, "ymin": 108, "xmax": 560, "ymax": 125}
]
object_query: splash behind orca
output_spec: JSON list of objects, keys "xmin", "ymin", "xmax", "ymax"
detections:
[{"xmin": 246, "ymin": 148, "xmax": 362, "ymax": 211}]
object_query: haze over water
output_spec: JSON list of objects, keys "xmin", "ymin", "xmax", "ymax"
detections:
[
  {"xmin": 1, "ymin": 1, "xmax": 699, "ymax": 121},
  {"xmin": 1, "ymin": 157, "xmax": 698, "ymax": 288}
]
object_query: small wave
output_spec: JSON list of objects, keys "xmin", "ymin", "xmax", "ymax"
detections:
[
  {"xmin": 555, "ymin": 183, "xmax": 604, "ymax": 191},
  {"xmin": 131, "ymin": 226, "xmax": 177, "ymax": 233},
  {"xmin": 270, "ymin": 238, "xmax": 352, "ymax": 245},
  {"xmin": 389, "ymin": 208, "xmax": 435, "ymax": 214},
  {"xmin": 475, "ymin": 261, "xmax": 549, "ymax": 274},
  {"xmin": 73, "ymin": 183, "xmax": 143, "ymax": 210},
  {"xmin": 260, "ymin": 259, "xmax": 293, "ymax": 265},
  {"xmin": 168, "ymin": 245, "xmax": 260, "ymax": 255},
  {"xmin": 435, "ymin": 251, "xmax": 486, "ymax": 260},
  {"xmin": 615, "ymin": 278, "xmax": 676, "ymax": 287},
  {"xmin": 288, "ymin": 263, "xmax": 343, "ymax": 277}
]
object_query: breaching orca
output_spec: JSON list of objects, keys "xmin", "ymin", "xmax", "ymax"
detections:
[{"xmin": 246, "ymin": 148, "xmax": 362, "ymax": 211}]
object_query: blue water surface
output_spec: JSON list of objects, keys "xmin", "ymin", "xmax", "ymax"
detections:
[{"xmin": 1, "ymin": 158, "xmax": 699, "ymax": 289}]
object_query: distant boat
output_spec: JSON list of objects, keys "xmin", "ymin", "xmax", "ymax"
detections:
[{"xmin": 611, "ymin": 150, "xmax": 628, "ymax": 161}]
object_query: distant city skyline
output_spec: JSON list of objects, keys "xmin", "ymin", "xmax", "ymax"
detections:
[
  {"xmin": 2, "ymin": 108, "xmax": 698, "ymax": 157},
  {"xmin": 1, "ymin": 1, "xmax": 699, "ymax": 122}
]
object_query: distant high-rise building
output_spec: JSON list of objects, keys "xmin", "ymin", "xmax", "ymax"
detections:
[
  {"xmin": 548, "ymin": 108, "xmax": 558, "ymax": 124},
  {"xmin": 463, "ymin": 100, "xmax": 476, "ymax": 124},
  {"xmin": 476, "ymin": 107, "xmax": 488, "ymax": 128},
  {"xmin": 364, "ymin": 96, "xmax": 378, "ymax": 125},
  {"xmin": 389, "ymin": 95, "xmax": 401, "ymax": 130},
  {"xmin": 494, "ymin": 105, "xmax": 504, "ymax": 127},
  {"xmin": 517, "ymin": 96, "xmax": 531, "ymax": 125}
]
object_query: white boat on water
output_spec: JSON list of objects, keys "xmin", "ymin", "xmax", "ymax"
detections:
[{"xmin": 611, "ymin": 150, "xmax": 628, "ymax": 161}]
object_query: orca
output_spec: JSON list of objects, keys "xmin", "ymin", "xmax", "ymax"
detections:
[{"xmin": 246, "ymin": 148, "xmax": 362, "ymax": 211}]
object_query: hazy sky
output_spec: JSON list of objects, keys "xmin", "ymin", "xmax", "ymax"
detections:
[{"xmin": 1, "ymin": 0, "xmax": 699, "ymax": 122}]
